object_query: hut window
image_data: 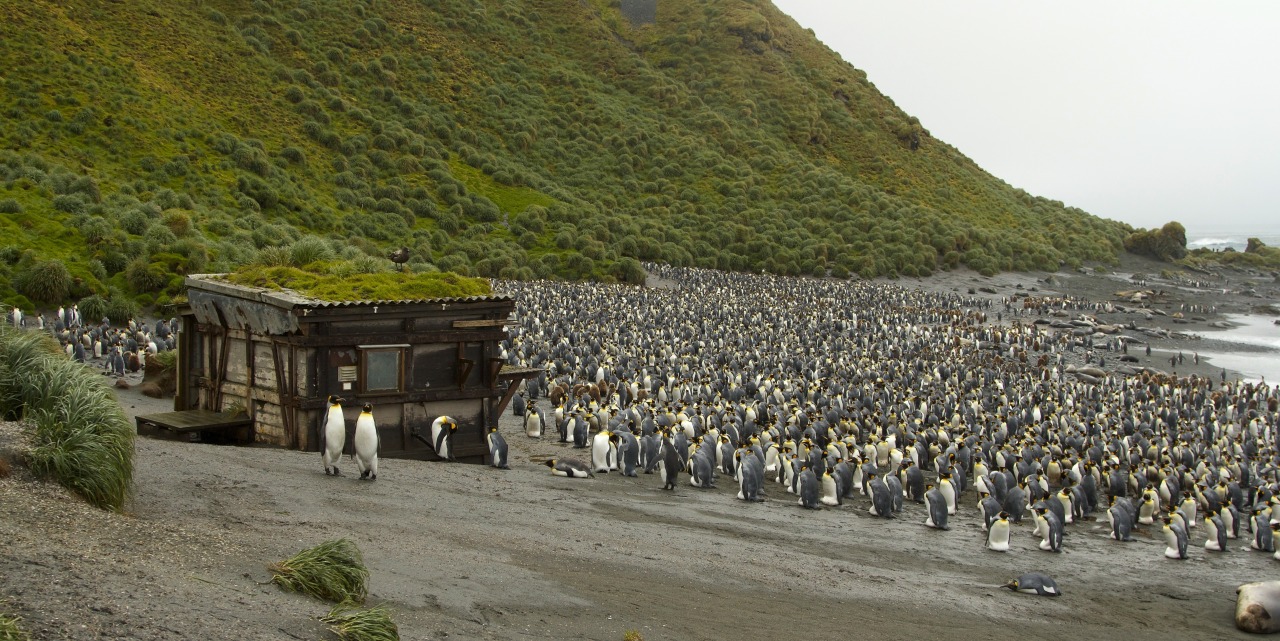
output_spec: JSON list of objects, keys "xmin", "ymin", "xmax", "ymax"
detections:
[{"xmin": 359, "ymin": 345, "xmax": 406, "ymax": 393}]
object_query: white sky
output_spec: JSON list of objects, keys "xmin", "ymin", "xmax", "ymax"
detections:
[{"xmin": 771, "ymin": 1, "xmax": 1280, "ymax": 236}]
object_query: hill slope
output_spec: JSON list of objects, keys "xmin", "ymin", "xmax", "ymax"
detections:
[{"xmin": 0, "ymin": 0, "xmax": 1131, "ymax": 309}]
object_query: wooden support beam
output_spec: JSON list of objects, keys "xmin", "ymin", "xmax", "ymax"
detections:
[
  {"xmin": 456, "ymin": 358, "xmax": 475, "ymax": 388},
  {"xmin": 290, "ymin": 330, "xmax": 506, "ymax": 347},
  {"xmin": 452, "ymin": 319, "xmax": 510, "ymax": 328}
]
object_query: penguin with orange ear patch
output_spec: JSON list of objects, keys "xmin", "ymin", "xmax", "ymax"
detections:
[{"xmin": 430, "ymin": 415, "xmax": 458, "ymax": 462}]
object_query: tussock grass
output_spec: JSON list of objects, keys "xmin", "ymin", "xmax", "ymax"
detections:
[
  {"xmin": 321, "ymin": 604, "xmax": 399, "ymax": 641},
  {"xmin": 148, "ymin": 349, "xmax": 178, "ymax": 375},
  {"xmin": 269, "ymin": 539, "xmax": 369, "ymax": 604},
  {"xmin": 0, "ymin": 322, "xmax": 134, "ymax": 511},
  {"xmin": 0, "ymin": 611, "xmax": 31, "ymax": 641}
]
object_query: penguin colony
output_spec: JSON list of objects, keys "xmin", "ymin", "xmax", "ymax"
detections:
[
  {"xmin": 485, "ymin": 264, "xmax": 1279, "ymax": 565},
  {"xmin": 6, "ymin": 303, "xmax": 179, "ymax": 378}
]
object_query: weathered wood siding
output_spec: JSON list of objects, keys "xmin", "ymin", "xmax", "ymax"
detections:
[{"xmin": 179, "ymin": 278, "xmax": 519, "ymax": 462}]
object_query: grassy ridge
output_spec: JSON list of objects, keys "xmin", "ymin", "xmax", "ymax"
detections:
[
  {"xmin": 1, "ymin": 0, "xmax": 1135, "ymax": 308},
  {"xmin": 0, "ymin": 318, "xmax": 134, "ymax": 511}
]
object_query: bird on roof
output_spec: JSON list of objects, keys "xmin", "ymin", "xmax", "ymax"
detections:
[{"xmin": 388, "ymin": 247, "xmax": 411, "ymax": 271}]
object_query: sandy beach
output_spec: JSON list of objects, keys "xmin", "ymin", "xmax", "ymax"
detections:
[{"xmin": 2, "ymin": 255, "xmax": 1278, "ymax": 640}]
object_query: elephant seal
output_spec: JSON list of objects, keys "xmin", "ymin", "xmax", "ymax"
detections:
[{"xmin": 1236, "ymin": 581, "xmax": 1280, "ymax": 634}]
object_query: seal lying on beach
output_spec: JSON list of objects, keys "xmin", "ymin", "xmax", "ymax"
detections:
[{"xmin": 1236, "ymin": 581, "xmax": 1280, "ymax": 634}]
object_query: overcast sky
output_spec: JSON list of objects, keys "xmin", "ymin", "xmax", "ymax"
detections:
[{"xmin": 771, "ymin": 1, "xmax": 1280, "ymax": 237}]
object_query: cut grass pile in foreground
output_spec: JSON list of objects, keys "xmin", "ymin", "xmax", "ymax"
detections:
[
  {"xmin": 0, "ymin": 610, "xmax": 31, "ymax": 641},
  {"xmin": 0, "ymin": 315, "xmax": 134, "ymax": 511},
  {"xmin": 269, "ymin": 539, "xmax": 369, "ymax": 605},
  {"xmin": 321, "ymin": 604, "xmax": 399, "ymax": 641}
]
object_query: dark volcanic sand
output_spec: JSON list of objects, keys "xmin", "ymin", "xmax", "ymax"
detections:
[{"xmin": 2, "ymin": 256, "xmax": 1278, "ymax": 641}]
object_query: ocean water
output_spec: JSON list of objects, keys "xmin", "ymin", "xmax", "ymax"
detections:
[
  {"xmin": 1184, "ymin": 230, "xmax": 1280, "ymax": 252},
  {"xmin": 1195, "ymin": 314, "xmax": 1280, "ymax": 383}
]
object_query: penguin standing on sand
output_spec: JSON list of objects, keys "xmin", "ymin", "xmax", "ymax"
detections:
[
  {"xmin": 591, "ymin": 429, "xmax": 615, "ymax": 474},
  {"xmin": 987, "ymin": 512, "xmax": 1012, "ymax": 551},
  {"xmin": 939, "ymin": 472, "xmax": 958, "ymax": 515},
  {"xmin": 430, "ymin": 415, "xmax": 458, "ymax": 461},
  {"xmin": 659, "ymin": 437, "xmax": 681, "ymax": 490},
  {"xmin": 820, "ymin": 468, "xmax": 841, "ymax": 506},
  {"xmin": 487, "ymin": 426, "xmax": 510, "ymax": 469},
  {"xmin": 924, "ymin": 484, "xmax": 949, "ymax": 530},
  {"xmin": 689, "ymin": 452, "xmax": 716, "ymax": 488},
  {"xmin": 1253, "ymin": 510, "xmax": 1275, "ymax": 552},
  {"xmin": 524, "ymin": 405, "xmax": 542, "ymax": 438},
  {"xmin": 572, "ymin": 412, "xmax": 589, "ymax": 448},
  {"xmin": 868, "ymin": 473, "xmax": 893, "ymax": 518},
  {"xmin": 1204, "ymin": 510, "xmax": 1227, "ymax": 552},
  {"xmin": 617, "ymin": 429, "xmax": 640, "ymax": 477},
  {"xmin": 1108, "ymin": 498, "xmax": 1137, "ymax": 542},
  {"xmin": 353, "ymin": 403, "xmax": 379, "ymax": 480},
  {"xmin": 1035, "ymin": 507, "xmax": 1063, "ymax": 552},
  {"xmin": 320, "ymin": 395, "xmax": 346, "ymax": 476},
  {"xmin": 737, "ymin": 449, "xmax": 764, "ymax": 502},
  {"xmin": 1162, "ymin": 515, "xmax": 1189, "ymax": 559},
  {"xmin": 797, "ymin": 467, "xmax": 820, "ymax": 509}
]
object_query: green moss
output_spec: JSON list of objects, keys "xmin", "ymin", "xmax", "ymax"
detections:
[{"xmin": 220, "ymin": 265, "xmax": 492, "ymax": 301}]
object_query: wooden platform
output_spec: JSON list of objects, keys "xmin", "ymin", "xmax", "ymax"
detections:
[{"xmin": 135, "ymin": 410, "xmax": 253, "ymax": 435}]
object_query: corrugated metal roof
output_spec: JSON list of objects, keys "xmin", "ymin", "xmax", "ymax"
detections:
[
  {"xmin": 306, "ymin": 295, "xmax": 512, "ymax": 308},
  {"xmin": 185, "ymin": 274, "xmax": 512, "ymax": 310}
]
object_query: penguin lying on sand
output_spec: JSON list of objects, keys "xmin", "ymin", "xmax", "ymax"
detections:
[
  {"xmin": 1004, "ymin": 573, "xmax": 1061, "ymax": 597},
  {"xmin": 545, "ymin": 458, "xmax": 593, "ymax": 478}
]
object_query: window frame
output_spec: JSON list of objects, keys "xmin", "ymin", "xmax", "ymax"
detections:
[{"xmin": 357, "ymin": 344, "xmax": 408, "ymax": 395}]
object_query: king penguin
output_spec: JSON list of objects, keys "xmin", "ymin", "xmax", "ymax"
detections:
[
  {"xmin": 1138, "ymin": 489, "xmax": 1158, "ymax": 525},
  {"xmin": 797, "ymin": 467, "xmax": 820, "ymax": 509},
  {"xmin": 1162, "ymin": 515, "xmax": 1189, "ymax": 559},
  {"xmin": 320, "ymin": 395, "xmax": 346, "ymax": 476},
  {"xmin": 1204, "ymin": 510, "xmax": 1227, "ymax": 552},
  {"xmin": 924, "ymin": 484, "xmax": 949, "ymax": 530},
  {"xmin": 353, "ymin": 403, "xmax": 379, "ymax": 480},
  {"xmin": 689, "ymin": 451, "xmax": 716, "ymax": 488},
  {"xmin": 591, "ymin": 429, "xmax": 615, "ymax": 474},
  {"xmin": 524, "ymin": 405, "xmax": 543, "ymax": 438},
  {"xmin": 487, "ymin": 426, "xmax": 510, "ymax": 469},
  {"xmin": 987, "ymin": 512, "xmax": 1012, "ymax": 551},
  {"xmin": 1004, "ymin": 573, "xmax": 1061, "ymax": 597},
  {"xmin": 868, "ymin": 473, "xmax": 893, "ymax": 518},
  {"xmin": 737, "ymin": 449, "xmax": 764, "ymax": 502},
  {"xmin": 820, "ymin": 468, "xmax": 841, "ymax": 506},
  {"xmin": 430, "ymin": 415, "xmax": 458, "ymax": 461},
  {"xmin": 659, "ymin": 436, "xmax": 681, "ymax": 490},
  {"xmin": 1253, "ymin": 510, "xmax": 1275, "ymax": 552},
  {"xmin": 939, "ymin": 472, "xmax": 958, "ymax": 515},
  {"xmin": 545, "ymin": 458, "xmax": 593, "ymax": 478},
  {"xmin": 1108, "ymin": 498, "xmax": 1137, "ymax": 542},
  {"xmin": 1035, "ymin": 507, "xmax": 1063, "ymax": 552}
]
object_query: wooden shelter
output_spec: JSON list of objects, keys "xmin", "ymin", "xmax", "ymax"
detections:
[{"xmin": 172, "ymin": 275, "xmax": 538, "ymax": 462}]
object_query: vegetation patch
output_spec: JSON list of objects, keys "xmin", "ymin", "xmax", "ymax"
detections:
[
  {"xmin": 269, "ymin": 539, "xmax": 369, "ymax": 605},
  {"xmin": 0, "ymin": 611, "xmax": 31, "ymax": 641},
  {"xmin": 0, "ymin": 0, "xmax": 1138, "ymax": 301},
  {"xmin": 0, "ymin": 318, "xmax": 134, "ymax": 511},
  {"xmin": 320, "ymin": 604, "xmax": 399, "ymax": 641},
  {"xmin": 220, "ymin": 264, "xmax": 492, "ymax": 301}
]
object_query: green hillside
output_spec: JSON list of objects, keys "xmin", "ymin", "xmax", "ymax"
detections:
[{"xmin": 0, "ymin": 0, "xmax": 1133, "ymax": 310}]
